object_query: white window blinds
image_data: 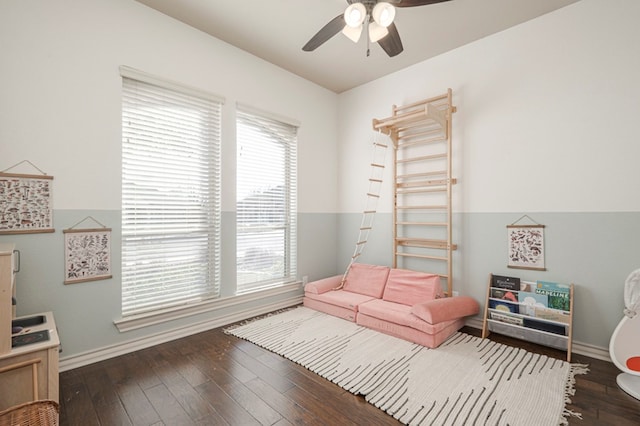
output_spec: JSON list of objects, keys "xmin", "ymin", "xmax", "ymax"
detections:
[
  {"xmin": 121, "ymin": 68, "xmax": 222, "ymax": 317},
  {"xmin": 236, "ymin": 106, "xmax": 298, "ymax": 294}
]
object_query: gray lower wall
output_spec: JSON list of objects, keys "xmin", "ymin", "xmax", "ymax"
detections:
[
  {"xmin": 338, "ymin": 212, "xmax": 640, "ymax": 350},
  {"xmin": 2, "ymin": 209, "xmax": 635, "ymax": 360},
  {"xmin": 1, "ymin": 211, "xmax": 338, "ymax": 360}
]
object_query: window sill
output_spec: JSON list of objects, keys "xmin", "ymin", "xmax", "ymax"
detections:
[{"xmin": 114, "ymin": 281, "xmax": 302, "ymax": 332}]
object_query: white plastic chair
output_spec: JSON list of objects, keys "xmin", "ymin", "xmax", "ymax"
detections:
[{"xmin": 609, "ymin": 269, "xmax": 640, "ymax": 399}]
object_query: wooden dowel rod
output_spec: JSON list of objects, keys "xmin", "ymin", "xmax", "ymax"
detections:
[
  {"xmin": 396, "ymin": 153, "xmax": 447, "ymax": 164},
  {"xmin": 0, "ymin": 358, "xmax": 41, "ymax": 374},
  {"xmin": 395, "ymin": 252, "xmax": 448, "ymax": 261}
]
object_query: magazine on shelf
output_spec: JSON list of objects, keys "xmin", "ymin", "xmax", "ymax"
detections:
[
  {"xmin": 490, "ymin": 311, "xmax": 524, "ymax": 326},
  {"xmin": 523, "ymin": 317, "xmax": 567, "ymax": 336},
  {"xmin": 519, "ymin": 280, "xmax": 535, "ymax": 292},
  {"xmin": 492, "ymin": 275, "xmax": 520, "ymax": 290},
  {"xmin": 534, "ymin": 306, "xmax": 570, "ymax": 324},
  {"xmin": 489, "ymin": 299, "xmax": 519, "ymax": 314},
  {"xmin": 535, "ymin": 281, "xmax": 570, "ymax": 311},
  {"xmin": 491, "ymin": 288, "xmax": 518, "ymax": 302},
  {"xmin": 518, "ymin": 291, "xmax": 548, "ymax": 316}
]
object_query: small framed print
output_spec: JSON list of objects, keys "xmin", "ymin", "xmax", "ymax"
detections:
[
  {"xmin": 64, "ymin": 228, "xmax": 112, "ymax": 284},
  {"xmin": 507, "ymin": 224, "xmax": 546, "ymax": 271}
]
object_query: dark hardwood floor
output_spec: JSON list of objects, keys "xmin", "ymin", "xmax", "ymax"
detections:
[{"xmin": 59, "ymin": 318, "xmax": 640, "ymax": 425}]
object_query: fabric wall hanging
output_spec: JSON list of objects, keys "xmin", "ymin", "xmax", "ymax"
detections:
[
  {"xmin": 507, "ymin": 214, "xmax": 546, "ymax": 271},
  {"xmin": 0, "ymin": 160, "xmax": 54, "ymax": 234},
  {"xmin": 63, "ymin": 216, "xmax": 112, "ymax": 284}
]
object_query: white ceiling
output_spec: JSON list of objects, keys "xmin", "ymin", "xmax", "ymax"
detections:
[{"xmin": 134, "ymin": 0, "xmax": 580, "ymax": 93}]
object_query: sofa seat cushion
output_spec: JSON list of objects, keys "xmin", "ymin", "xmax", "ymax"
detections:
[
  {"xmin": 358, "ymin": 299, "xmax": 456, "ymax": 335},
  {"xmin": 304, "ymin": 289, "xmax": 376, "ymax": 312},
  {"xmin": 343, "ymin": 263, "xmax": 390, "ymax": 298},
  {"xmin": 357, "ymin": 313, "xmax": 465, "ymax": 348},
  {"xmin": 303, "ymin": 297, "xmax": 358, "ymax": 322},
  {"xmin": 411, "ymin": 296, "xmax": 480, "ymax": 325},
  {"xmin": 382, "ymin": 268, "xmax": 443, "ymax": 306}
]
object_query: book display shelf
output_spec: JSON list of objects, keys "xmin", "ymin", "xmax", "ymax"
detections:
[{"xmin": 481, "ymin": 273, "xmax": 574, "ymax": 361}]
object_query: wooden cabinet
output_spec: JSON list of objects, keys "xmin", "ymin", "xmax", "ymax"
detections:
[
  {"xmin": 0, "ymin": 244, "xmax": 17, "ymax": 355},
  {"xmin": 0, "ymin": 244, "xmax": 60, "ymax": 410},
  {"xmin": 481, "ymin": 273, "xmax": 574, "ymax": 361}
]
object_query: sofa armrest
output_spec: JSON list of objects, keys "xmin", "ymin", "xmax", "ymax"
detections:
[
  {"xmin": 410, "ymin": 296, "xmax": 480, "ymax": 325},
  {"xmin": 304, "ymin": 275, "xmax": 343, "ymax": 295}
]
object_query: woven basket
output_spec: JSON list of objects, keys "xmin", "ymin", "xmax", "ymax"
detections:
[{"xmin": 0, "ymin": 400, "xmax": 59, "ymax": 426}]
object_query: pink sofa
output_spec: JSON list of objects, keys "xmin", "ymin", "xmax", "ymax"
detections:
[{"xmin": 303, "ymin": 263, "xmax": 479, "ymax": 348}]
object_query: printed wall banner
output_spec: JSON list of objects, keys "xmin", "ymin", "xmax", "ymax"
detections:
[
  {"xmin": 0, "ymin": 172, "xmax": 54, "ymax": 234},
  {"xmin": 507, "ymin": 224, "xmax": 546, "ymax": 271},
  {"xmin": 64, "ymin": 228, "xmax": 112, "ymax": 284}
]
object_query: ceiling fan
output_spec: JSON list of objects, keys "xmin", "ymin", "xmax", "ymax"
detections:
[{"xmin": 302, "ymin": 0, "xmax": 452, "ymax": 57}]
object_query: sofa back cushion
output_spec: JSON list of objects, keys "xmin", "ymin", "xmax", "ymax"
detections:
[
  {"xmin": 382, "ymin": 269, "xmax": 443, "ymax": 306},
  {"xmin": 343, "ymin": 263, "xmax": 390, "ymax": 298}
]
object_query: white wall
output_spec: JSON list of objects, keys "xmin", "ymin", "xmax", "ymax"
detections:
[
  {"xmin": 0, "ymin": 0, "xmax": 339, "ymax": 361},
  {"xmin": 0, "ymin": 0, "xmax": 338, "ymax": 213},
  {"xmin": 336, "ymin": 0, "xmax": 640, "ymax": 350},
  {"xmin": 339, "ymin": 0, "xmax": 640, "ymax": 214}
]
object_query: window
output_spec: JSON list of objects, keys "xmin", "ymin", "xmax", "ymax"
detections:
[
  {"xmin": 120, "ymin": 67, "xmax": 223, "ymax": 317},
  {"xmin": 236, "ymin": 106, "xmax": 298, "ymax": 294}
]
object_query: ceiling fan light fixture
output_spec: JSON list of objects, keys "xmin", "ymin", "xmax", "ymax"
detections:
[
  {"xmin": 368, "ymin": 21, "xmax": 389, "ymax": 43},
  {"xmin": 342, "ymin": 24, "xmax": 363, "ymax": 43},
  {"xmin": 372, "ymin": 2, "xmax": 396, "ymax": 27},
  {"xmin": 344, "ymin": 2, "xmax": 366, "ymax": 28}
]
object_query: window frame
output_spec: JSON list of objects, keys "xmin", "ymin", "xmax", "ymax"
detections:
[
  {"xmin": 235, "ymin": 104, "xmax": 299, "ymax": 294},
  {"xmin": 119, "ymin": 66, "xmax": 224, "ymax": 318}
]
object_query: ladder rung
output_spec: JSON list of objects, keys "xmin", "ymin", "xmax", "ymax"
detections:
[
  {"xmin": 397, "ymin": 188, "xmax": 446, "ymax": 194},
  {"xmin": 374, "ymin": 142, "xmax": 388, "ymax": 148},
  {"xmin": 396, "ymin": 238, "xmax": 458, "ymax": 250},
  {"xmin": 395, "ymin": 252, "xmax": 449, "ymax": 261},
  {"xmin": 396, "ymin": 222, "xmax": 447, "ymax": 226},
  {"xmin": 356, "ymin": 241, "xmax": 367, "ymax": 245},
  {"xmin": 397, "ymin": 171, "xmax": 447, "ymax": 179},
  {"xmin": 371, "ymin": 163, "xmax": 385, "ymax": 168},
  {"xmin": 397, "ymin": 136, "xmax": 447, "ymax": 147},
  {"xmin": 360, "ymin": 227, "xmax": 372, "ymax": 231},
  {"xmin": 351, "ymin": 254, "xmax": 361, "ymax": 259},
  {"xmin": 396, "ymin": 205, "xmax": 448, "ymax": 210},
  {"xmin": 363, "ymin": 210, "xmax": 376, "ymax": 214},
  {"xmin": 397, "ymin": 178, "xmax": 455, "ymax": 188},
  {"xmin": 366, "ymin": 193, "xmax": 380, "ymax": 198},
  {"xmin": 369, "ymin": 178, "xmax": 383, "ymax": 183},
  {"xmin": 396, "ymin": 153, "xmax": 447, "ymax": 164}
]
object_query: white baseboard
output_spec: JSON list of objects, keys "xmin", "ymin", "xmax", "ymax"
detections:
[
  {"xmin": 59, "ymin": 296, "xmax": 303, "ymax": 372},
  {"xmin": 61, "ymin": 303, "xmax": 610, "ymax": 372},
  {"xmin": 464, "ymin": 317, "xmax": 611, "ymax": 362}
]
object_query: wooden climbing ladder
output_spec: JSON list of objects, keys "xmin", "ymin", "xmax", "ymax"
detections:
[{"xmin": 373, "ymin": 89, "xmax": 457, "ymax": 296}]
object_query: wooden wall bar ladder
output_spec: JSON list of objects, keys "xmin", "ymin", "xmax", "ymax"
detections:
[{"xmin": 373, "ymin": 89, "xmax": 457, "ymax": 296}]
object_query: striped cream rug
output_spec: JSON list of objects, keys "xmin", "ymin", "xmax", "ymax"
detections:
[{"xmin": 225, "ymin": 306, "xmax": 587, "ymax": 426}]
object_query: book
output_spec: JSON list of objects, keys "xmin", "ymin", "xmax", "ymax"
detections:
[
  {"xmin": 523, "ymin": 317, "xmax": 567, "ymax": 335},
  {"xmin": 536, "ymin": 281, "xmax": 571, "ymax": 293},
  {"xmin": 518, "ymin": 291, "xmax": 548, "ymax": 316},
  {"xmin": 519, "ymin": 281, "xmax": 535, "ymax": 292},
  {"xmin": 489, "ymin": 299, "xmax": 519, "ymax": 314},
  {"xmin": 492, "ymin": 275, "xmax": 520, "ymax": 291},
  {"xmin": 534, "ymin": 306, "xmax": 570, "ymax": 324},
  {"xmin": 490, "ymin": 311, "xmax": 523, "ymax": 326},
  {"xmin": 491, "ymin": 289, "xmax": 518, "ymax": 302},
  {"xmin": 535, "ymin": 281, "xmax": 570, "ymax": 311}
]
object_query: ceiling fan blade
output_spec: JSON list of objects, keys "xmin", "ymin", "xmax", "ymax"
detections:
[
  {"xmin": 394, "ymin": 0, "xmax": 452, "ymax": 7},
  {"xmin": 378, "ymin": 22, "xmax": 403, "ymax": 57},
  {"xmin": 302, "ymin": 15, "xmax": 346, "ymax": 51}
]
